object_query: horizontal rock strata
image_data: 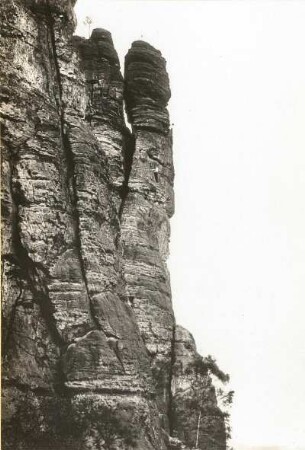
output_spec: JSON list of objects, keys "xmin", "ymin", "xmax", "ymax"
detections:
[{"xmin": 1, "ymin": 1, "xmax": 228, "ymax": 449}]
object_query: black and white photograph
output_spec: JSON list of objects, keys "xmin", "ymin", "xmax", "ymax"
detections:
[{"xmin": 1, "ymin": 1, "xmax": 305, "ymax": 450}]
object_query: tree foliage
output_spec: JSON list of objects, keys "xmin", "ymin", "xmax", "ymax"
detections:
[{"xmin": 185, "ymin": 354, "xmax": 230, "ymax": 383}]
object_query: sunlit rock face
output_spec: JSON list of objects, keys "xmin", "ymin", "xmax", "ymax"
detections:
[{"xmin": 1, "ymin": 1, "xmax": 227, "ymax": 449}]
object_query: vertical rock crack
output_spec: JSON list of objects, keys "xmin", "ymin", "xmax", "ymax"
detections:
[{"xmin": 45, "ymin": 3, "xmax": 101, "ymax": 332}]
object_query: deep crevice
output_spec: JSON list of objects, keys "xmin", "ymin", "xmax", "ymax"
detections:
[
  {"xmin": 45, "ymin": 5, "xmax": 129, "ymax": 376},
  {"xmin": 2, "ymin": 280, "xmax": 23, "ymax": 360},
  {"xmin": 45, "ymin": 1, "xmax": 63, "ymax": 109},
  {"xmin": 118, "ymin": 127, "xmax": 136, "ymax": 220},
  {"xmin": 45, "ymin": 4, "xmax": 101, "ymax": 332}
]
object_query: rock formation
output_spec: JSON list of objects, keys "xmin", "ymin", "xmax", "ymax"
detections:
[{"xmin": 1, "ymin": 1, "xmax": 229, "ymax": 449}]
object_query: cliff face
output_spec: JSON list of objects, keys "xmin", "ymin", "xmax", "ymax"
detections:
[{"xmin": 1, "ymin": 1, "xmax": 228, "ymax": 449}]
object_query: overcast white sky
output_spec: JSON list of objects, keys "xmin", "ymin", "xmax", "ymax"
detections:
[{"xmin": 75, "ymin": 2, "xmax": 305, "ymax": 449}]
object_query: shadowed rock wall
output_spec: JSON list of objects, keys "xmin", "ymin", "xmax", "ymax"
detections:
[{"xmin": 1, "ymin": 1, "xmax": 228, "ymax": 449}]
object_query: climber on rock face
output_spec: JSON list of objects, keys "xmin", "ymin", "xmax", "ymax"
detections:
[
  {"xmin": 126, "ymin": 296, "xmax": 134, "ymax": 307},
  {"xmin": 153, "ymin": 164, "xmax": 159, "ymax": 182}
]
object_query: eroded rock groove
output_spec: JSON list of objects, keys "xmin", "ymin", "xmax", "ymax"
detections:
[{"xmin": 1, "ymin": 1, "xmax": 230, "ymax": 449}]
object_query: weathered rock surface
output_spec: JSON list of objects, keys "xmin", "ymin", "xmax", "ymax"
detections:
[
  {"xmin": 171, "ymin": 326, "xmax": 227, "ymax": 450},
  {"xmin": 1, "ymin": 1, "xmax": 229, "ymax": 449}
]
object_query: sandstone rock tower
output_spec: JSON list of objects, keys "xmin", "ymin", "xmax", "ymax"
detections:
[{"xmin": 1, "ymin": 1, "xmax": 229, "ymax": 449}]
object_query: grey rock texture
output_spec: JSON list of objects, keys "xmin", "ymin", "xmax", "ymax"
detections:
[
  {"xmin": 121, "ymin": 40, "xmax": 175, "ymax": 426},
  {"xmin": 171, "ymin": 326, "xmax": 227, "ymax": 450},
  {"xmin": 1, "ymin": 1, "xmax": 228, "ymax": 449}
]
